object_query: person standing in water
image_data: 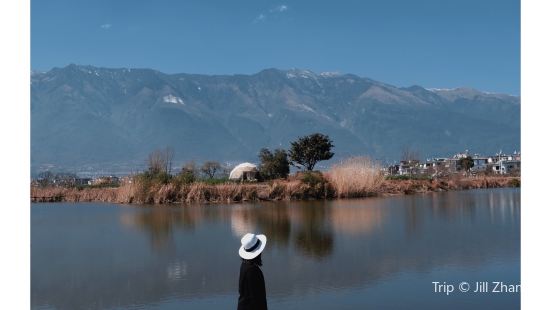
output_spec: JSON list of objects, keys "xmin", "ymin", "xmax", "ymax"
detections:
[{"xmin": 237, "ymin": 233, "xmax": 268, "ymax": 310}]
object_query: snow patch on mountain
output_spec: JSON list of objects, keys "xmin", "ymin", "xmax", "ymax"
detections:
[
  {"xmin": 163, "ymin": 94, "xmax": 185, "ymax": 105},
  {"xmin": 286, "ymin": 69, "xmax": 318, "ymax": 79},
  {"xmin": 427, "ymin": 88, "xmax": 457, "ymax": 92},
  {"xmin": 320, "ymin": 71, "xmax": 340, "ymax": 77}
]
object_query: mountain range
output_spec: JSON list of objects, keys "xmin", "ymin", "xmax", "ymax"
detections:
[{"xmin": 31, "ymin": 64, "xmax": 520, "ymax": 173}]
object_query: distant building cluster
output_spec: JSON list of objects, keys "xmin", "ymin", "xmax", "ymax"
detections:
[
  {"xmin": 31, "ymin": 173, "xmax": 124, "ymax": 188},
  {"xmin": 385, "ymin": 150, "xmax": 521, "ymax": 177}
]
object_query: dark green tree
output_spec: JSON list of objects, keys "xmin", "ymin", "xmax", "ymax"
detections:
[
  {"xmin": 258, "ymin": 148, "xmax": 290, "ymax": 180},
  {"xmin": 458, "ymin": 156, "xmax": 474, "ymax": 173},
  {"xmin": 288, "ymin": 133, "xmax": 334, "ymax": 171}
]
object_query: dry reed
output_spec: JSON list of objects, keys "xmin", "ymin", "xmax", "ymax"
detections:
[
  {"xmin": 31, "ymin": 174, "xmax": 519, "ymax": 204},
  {"xmin": 326, "ymin": 157, "xmax": 385, "ymax": 198}
]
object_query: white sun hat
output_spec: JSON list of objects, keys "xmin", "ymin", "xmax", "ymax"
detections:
[{"xmin": 238, "ymin": 233, "xmax": 267, "ymax": 260}]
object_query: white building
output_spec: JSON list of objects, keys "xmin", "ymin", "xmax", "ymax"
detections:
[
  {"xmin": 229, "ymin": 163, "xmax": 258, "ymax": 181},
  {"xmin": 490, "ymin": 160, "xmax": 521, "ymax": 174}
]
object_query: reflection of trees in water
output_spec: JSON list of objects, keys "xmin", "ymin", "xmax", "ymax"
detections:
[
  {"xmin": 230, "ymin": 202, "xmax": 333, "ymax": 258},
  {"xmin": 401, "ymin": 194, "xmax": 485, "ymax": 235},
  {"xmin": 427, "ymin": 191, "xmax": 478, "ymax": 221},
  {"xmin": 255, "ymin": 203, "xmax": 292, "ymax": 247},
  {"xmin": 127, "ymin": 204, "xmax": 292, "ymax": 250},
  {"xmin": 405, "ymin": 198, "xmax": 421, "ymax": 235},
  {"xmin": 127, "ymin": 190, "xmax": 514, "ymax": 256},
  {"xmin": 230, "ymin": 203, "xmax": 291, "ymax": 247},
  {"xmin": 129, "ymin": 203, "xmax": 295, "ymax": 251},
  {"xmin": 292, "ymin": 202, "xmax": 334, "ymax": 259},
  {"xmin": 130, "ymin": 207, "xmax": 200, "ymax": 249},
  {"xmin": 294, "ymin": 227, "xmax": 333, "ymax": 259},
  {"xmin": 402, "ymin": 193, "xmax": 479, "ymax": 235}
]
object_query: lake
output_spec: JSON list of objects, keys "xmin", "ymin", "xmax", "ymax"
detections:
[{"xmin": 31, "ymin": 188, "xmax": 520, "ymax": 310}]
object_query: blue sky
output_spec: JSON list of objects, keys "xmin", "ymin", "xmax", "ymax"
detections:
[{"xmin": 31, "ymin": 0, "xmax": 520, "ymax": 94}]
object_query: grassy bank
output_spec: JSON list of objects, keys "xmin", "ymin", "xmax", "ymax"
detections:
[{"xmin": 31, "ymin": 174, "xmax": 520, "ymax": 204}]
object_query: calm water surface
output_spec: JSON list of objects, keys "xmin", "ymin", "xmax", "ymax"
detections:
[{"xmin": 31, "ymin": 188, "xmax": 520, "ymax": 309}]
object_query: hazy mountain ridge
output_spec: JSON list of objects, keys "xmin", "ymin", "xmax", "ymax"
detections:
[{"xmin": 31, "ymin": 64, "xmax": 520, "ymax": 172}]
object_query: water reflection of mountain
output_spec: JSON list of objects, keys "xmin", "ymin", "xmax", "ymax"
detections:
[{"xmin": 31, "ymin": 189, "xmax": 520, "ymax": 309}]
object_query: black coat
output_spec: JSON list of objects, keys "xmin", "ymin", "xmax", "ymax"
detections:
[{"xmin": 237, "ymin": 261, "xmax": 268, "ymax": 310}]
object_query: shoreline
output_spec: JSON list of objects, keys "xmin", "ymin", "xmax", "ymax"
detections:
[{"xmin": 31, "ymin": 176, "xmax": 520, "ymax": 205}]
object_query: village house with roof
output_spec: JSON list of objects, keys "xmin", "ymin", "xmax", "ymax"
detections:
[{"xmin": 385, "ymin": 150, "xmax": 520, "ymax": 177}]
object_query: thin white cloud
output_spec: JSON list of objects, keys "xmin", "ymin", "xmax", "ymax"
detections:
[
  {"xmin": 100, "ymin": 23, "xmax": 112, "ymax": 30},
  {"xmin": 253, "ymin": 4, "xmax": 288, "ymax": 23},
  {"xmin": 271, "ymin": 5, "xmax": 288, "ymax": 13},
  {"xmin": 253, "ymin": 14, "xmax": 266, "ymax": 23}
]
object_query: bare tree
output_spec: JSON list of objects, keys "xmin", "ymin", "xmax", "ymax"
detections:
[
  {"xmin": 179, "ymin": 161, "xmax": 197, "ymax": 183},
  {"xmin": 201, "ymin": 161, "xmax": 221, "ymax": 179},
  {"xmin": 164, "ymin": 147, "xmax": 174, "ymax": 175},
  {"xmin": 182, "ymin": 161, "xmax": 197, "ymax": 175},
  {"xmin": 37, "ymin": 171, "xmax": 55, "ymax": 186},
  {"xmin": 147, "ymin": 147, "xmax": 174, "ymax": 175},
  {"xmin": 401, "ymin": 146, "xmax": 420, "ymax": 162},
  {"xmin": 148, "ymin": 150, "xmax": 165, "ymax": 174},
  {"xmin": 220, "ymin": 162, "xmax": 232, "ymax": 178}
]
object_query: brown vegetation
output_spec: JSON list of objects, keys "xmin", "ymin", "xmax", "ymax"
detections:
[
  {"xmin": 377, "ymin": 175, "xmax": 519, "ymax": 196},
  {"xmin": 326, "ymin": 157, "xmax": 385, "ymax": 198},
  {"xmin": 31, "ymin": 175, "xmax": 519, "ymax": 205}
]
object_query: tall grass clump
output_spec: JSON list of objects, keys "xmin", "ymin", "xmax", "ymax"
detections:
[
  {"xmin": 326, "ymin": 157, "xmax": 385, "ymax": 198},
  {"xmin": 131, "ymin": 171, "xmax": 172, "ymax": 203}
]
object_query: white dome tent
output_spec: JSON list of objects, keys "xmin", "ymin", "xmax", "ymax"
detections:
[{"xmin": 229, "ymin": 163, "xmax": 258, "ymax": 181}]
